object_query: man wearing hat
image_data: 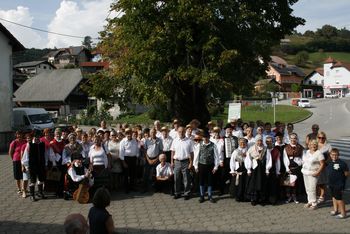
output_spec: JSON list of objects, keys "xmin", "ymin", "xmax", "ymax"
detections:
[
  {"xmin": 194, "ymin": 131, "xmax": 219, "ymax": 203},
  {"xmin": 21, "ymin": 130, "xmax": 47, "ymax": 201},
  {"xmin": 160, "ymin": 126, "xmax": 173, "ymax": 163},
  {"xmin": 169, "ymin": 119, "xmax": 180, "ymax": 140}
]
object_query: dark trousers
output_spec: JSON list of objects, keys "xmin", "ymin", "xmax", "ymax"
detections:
[
  {"xmin": 155, "ymin": 178, "xmax": 174, "ymax": 194},
  {"xmin": 198, "ymin": 164, "xmax": 214, "ymax": 187},
  {"xmin": 164, "ymin": 151, "xmax": 172, "ymax": 163},
  {"xmin": 143, "ymin": 160, "xmax": 158, "ymax": 190},
  {"xmin": 219, "ymin": 158, "xmax": 230, "ymax": 194},
  {"xmin": 29, "ymin": 169, "xmax": 46, "ymax": 185},
  {"xmin": 124, "ymin": 156, "xmax": 137, "ymax": 191}
]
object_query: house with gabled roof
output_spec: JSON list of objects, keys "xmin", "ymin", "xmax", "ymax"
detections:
[
  {"xmin": 0, "ymin": 23, "xmax": 25, "ymax": 151},
  {"xmin": 14, "ymin": 69, "xmax": 88, "ymax": 116},
  {"xmin": 266, "ymin": 56, "xmax": 305, "ymax": 92},
  {"xmin": 323, "ymin": 57, "xmax": 350, "ymax": 96},
  {"xmin": 43, "ymin": 46, "xmax": 92, "ymax": 69},
  {"xmin": 14, "ymin": 60, "xmax": 56, "ymax": 76}
]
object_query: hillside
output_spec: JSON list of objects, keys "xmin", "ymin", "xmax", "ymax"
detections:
[{"xmin": 283, "ymin": 52, "xmax": 350, "ymax": 75}]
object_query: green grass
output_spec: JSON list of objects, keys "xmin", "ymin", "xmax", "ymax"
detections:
[
  {"xmin": 116, "ymin": 104, "xmax": 311, "ymax": 125},
  {"xmin": 284, "ymin": 51, "xmax": 350, "ymax": 75},
  {"xmin": 212, "ymin": 104, "xmax": 311, "ymax": 124}
]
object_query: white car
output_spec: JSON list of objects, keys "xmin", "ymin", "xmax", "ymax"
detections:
[
  {"xmin": 298, "ymin": 99, "xmax": 311, "ymax": 108},
  {"xmin": 324, "ymin": 93, "xmax": 338, "ymax": 98}
]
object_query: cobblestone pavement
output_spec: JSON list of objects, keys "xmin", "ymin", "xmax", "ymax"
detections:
[{"xmin": 1, "ymin": 154, "xmax": 350, "ymax": 234}]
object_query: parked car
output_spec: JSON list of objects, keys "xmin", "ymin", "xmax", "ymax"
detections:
[
  {"xmin": 298, "ymin": 98, "xmax": 311, "ymax": 108},
  {"xmin": 13, "ymin": 107, "xmax": 54, "ymax": 132},
  {"xmin": 324, "ymin": 93, "xmax": 338, "ymax": 98}
]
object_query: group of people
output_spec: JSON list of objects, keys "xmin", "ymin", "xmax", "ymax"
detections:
[{"xmin": 9, "ymin": 118, "xmax": 349, "ymax": 219}]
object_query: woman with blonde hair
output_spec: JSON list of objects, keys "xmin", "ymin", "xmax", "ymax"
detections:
[
  {"xmin": 302, "ymin": 139, "xmax": 325, "ymax": 209},
  {"xmin": 316, "ymin": 131, "xmax": 332, "ymax": 204}
]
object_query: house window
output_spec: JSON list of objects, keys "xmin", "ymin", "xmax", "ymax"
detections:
[
  {"xmin": 309, "ymin": 81, "xmax": 312, "ymax": 85},
  {"xmin": 43, "ymin": 66, "xmax": 47, "ymax": 69}
]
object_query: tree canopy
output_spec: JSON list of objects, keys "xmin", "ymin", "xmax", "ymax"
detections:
[{"xmin": 97, "ymin": 0, "xmax": 304, "ymax": 124}]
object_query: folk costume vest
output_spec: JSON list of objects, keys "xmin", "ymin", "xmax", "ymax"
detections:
[
  {"xmin": 198, "ymin": 142, "xmax": 215, "ymax": 165},
  {"xmin": 28, "ymin": 142, "xmax": 46, "ymax": 170}
]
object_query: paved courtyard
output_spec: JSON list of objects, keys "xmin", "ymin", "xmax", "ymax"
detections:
[{"xmin": 1, "ymin": 154, "xmax": 350, "ymax": 234}]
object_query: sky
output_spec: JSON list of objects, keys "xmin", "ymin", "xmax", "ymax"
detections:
[{"xmin": 0, "ymin": 0, "xmax": 350, "ymax": 49}]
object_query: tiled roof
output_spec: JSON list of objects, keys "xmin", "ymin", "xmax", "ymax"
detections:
[
  {"xmin": 0, "ymin": 23, "xmax": 25, "ymax": 51},
  {"xmin": 14, "ymin": 69, "xmax": 83, "ymax": 102},
  {"xmin": 270, "ymin": 63, "xmax": 305, "ymax": 77}
]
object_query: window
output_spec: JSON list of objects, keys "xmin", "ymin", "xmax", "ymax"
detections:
[{"xmin": 309, "ymin": 81, "xmax": 312, "ymax": 85}]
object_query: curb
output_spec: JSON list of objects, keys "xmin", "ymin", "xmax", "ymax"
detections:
[{"xmin": 291, "ymin": 109, "xmax": 313, "ymax": 124}]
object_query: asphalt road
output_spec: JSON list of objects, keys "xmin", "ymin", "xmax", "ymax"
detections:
[{"xmin": 293, "ymin": 97, "xmax": 350, "ymax": 142}]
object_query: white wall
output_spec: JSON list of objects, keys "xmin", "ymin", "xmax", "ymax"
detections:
[
  {"xmin": 0, "ymin": 32, "xmax": 13, "ymax": 132},
  {"xmin": 304, "ymin": 73, "xmax": 324, "ymax": 86},
  {"xmin": 324, "ymin": 63, "xmax": 350, "ymax": 88}
]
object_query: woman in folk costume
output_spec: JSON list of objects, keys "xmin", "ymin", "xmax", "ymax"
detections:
[
  {"xmin": 283, "ymin": 132, "xmax": 304, "ymax": 204},
  {"xmin": 62, "ymin": 133, "xmax": 84, "ymax": 166},
  {"xmin": 265, "ymin": 136, "xmax": 281, "ymax": 205},
  {"xmin": 245, "ymin": 134, "xmax": 272, "ymax": 206},
  {"xmin": 194, "ymin": 131, "xmax": 220, "ymax": 203},
  {"xmin": 229, "ymin": 138, "xmax": 248, "ymax": 201}
]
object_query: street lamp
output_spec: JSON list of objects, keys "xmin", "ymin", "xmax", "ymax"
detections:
[{"xmin": 271, "ymin": 92, "xmax": 279, "ymax": 123}]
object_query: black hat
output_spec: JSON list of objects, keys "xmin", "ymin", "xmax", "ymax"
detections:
[
  {"xmin": 224, "ymin": 124, "xmax": 233, "ymax": 130},
  {"xmin": 33, "ymin": 129, "xmax": 42, "ymax": 138},
  {"xmin": 203, "ymin": 131, "xmax": 210, "ymax": 138}
]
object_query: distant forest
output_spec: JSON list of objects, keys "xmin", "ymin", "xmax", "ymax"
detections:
[
  {"xmin": 12, "ymin": 48, "xmax": 54, "ymax": 65},
  {"xmin": 282, "ymin": 25, "xmax": 350, "ymax": 54}
]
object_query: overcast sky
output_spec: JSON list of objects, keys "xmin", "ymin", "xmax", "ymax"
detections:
[{"xmin": 0, "ymin": 0, "xmax": 350, "ymax": 49}]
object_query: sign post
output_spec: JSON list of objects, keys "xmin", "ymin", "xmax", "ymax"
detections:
[{"xmin": 227, "ymin": 103, "xmax": 241, "ymax": 123}]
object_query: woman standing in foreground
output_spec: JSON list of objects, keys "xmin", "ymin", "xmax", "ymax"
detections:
[{"xmin": 301, "ymin": 140, "xmax": 325, "ymax": 210}]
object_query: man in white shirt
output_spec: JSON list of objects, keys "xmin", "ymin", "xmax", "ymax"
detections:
[
  {"xmin": 119, "ymin": 128, "xmax": 140, "ymax": 193},
  {"xmin": 171, "ymin": 126, "xmax": 194, "ymax": 200},
  {"xmin": 155, "ymin": 154, "xmax": 174, "ymax": 193},
  {"xmin": 143, "ymin": 128, "xmax": 163, "ymax": 192},
  {"xmin": 154, "ymin": 120, "xmax": 163, "ymax": 138},
  {"xmin": 160, "ymin": 126, "xmax": 173, "ymax": 162},
  {"xmin": 169, "ymin": 119, "xmax": 180, "ymax": 140}
]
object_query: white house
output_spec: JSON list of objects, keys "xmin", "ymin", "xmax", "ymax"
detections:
[
  {"xmin": 323, "ymin": 57, "xmax": 350, "ymax": 96},
  {"xmin": 303, "ymin": 67, "xmax": 324, "ymax": 86},
  {"xmin": 0, "ymin": 23, "xmax": 25, "ymax": 151}
]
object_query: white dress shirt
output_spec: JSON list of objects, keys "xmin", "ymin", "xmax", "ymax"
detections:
[
  {"xmin": 161, "ymin": 136, "xmax": 173, "ymax": 152},
  {"xmin": 171, "ymin": 137, "xmax": 193, "ymax": 160},
  {"xmin": 144, "ymin": 137, "xmax": 163, "ymax": 158},
  {"xmin": 119, "ymin": 138, "xmax": 140, "ymax": 160},
  {"xmin": 169, "ymin": 129, "xmax": 178, "ymax": 140},
  {"xmin": 156, "ymin": 162, "xmax": 173, "ymax": 177},
  {"xmin": 210, "ymin": 137, "xmax": 224, "ymax": 163},
  {"xmin": 193, "ymin": 142, "xmax": 220, "ymax": 170}
]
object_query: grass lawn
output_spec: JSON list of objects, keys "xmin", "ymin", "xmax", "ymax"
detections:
[{"xmin": 117, "ymin": 104, "xmax": 311, "ymax": 125}]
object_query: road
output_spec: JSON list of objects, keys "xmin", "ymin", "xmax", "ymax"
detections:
[{"xmin": 293, "ymin": 97, "xmax": 350, "ymax": 142}]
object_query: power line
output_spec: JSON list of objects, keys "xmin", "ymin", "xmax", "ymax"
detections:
[{"xmin": 0, "ymin": 17, "xmax": 99, "ymax": 40}]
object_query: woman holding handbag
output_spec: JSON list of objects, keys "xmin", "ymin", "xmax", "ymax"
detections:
[{"xmin": 301, "ymin": 140, "xmax": 325, "ymax": 210}]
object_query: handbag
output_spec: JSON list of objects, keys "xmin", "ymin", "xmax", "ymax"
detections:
[
  {"xmin": 282, "ymin": 174, "xmax": 297, "ymax": 187},
  {"xmin": 46, "ymin": 167, "xmax": 62, "ymax": 181}
]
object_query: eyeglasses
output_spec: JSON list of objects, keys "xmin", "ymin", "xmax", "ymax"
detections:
[{"xmin": 318, "ymin": 137, "xmax": 325, "ymax": 139}]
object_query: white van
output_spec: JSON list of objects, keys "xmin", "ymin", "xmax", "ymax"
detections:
[{"xmin": 13, "ymin": 108, "xmax": 54, "ymax": 132}]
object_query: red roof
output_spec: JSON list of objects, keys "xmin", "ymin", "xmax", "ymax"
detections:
[
  {"xmin": 79, "ymin": 62, "xmax": 109, "ymax": 69},
  {"xmin": 324, "ymin": 56, "xmax": 337, "ymax": 64},
  {"xmin": 315, "ymin": 67, "xmax": 324, "ymax": 76},
  {"xmin": 331, "ymin": 61, "xmax": 350, "ymax": 71}
]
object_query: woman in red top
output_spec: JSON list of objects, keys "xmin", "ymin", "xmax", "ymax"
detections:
[{"xmin": 8, "ymin": 131, "xmax": 26, "ymax": 195}]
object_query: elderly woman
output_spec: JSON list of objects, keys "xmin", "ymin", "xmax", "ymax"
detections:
[
  {"xmin": 283, "ymin": 133, "xmax": 304, "ymax": 204},
  {"xmin": 229, "ymin": 138, "xmax": 248, "ymax": 201},
  {"xmin": 9, "ymin": 131, "xmax": 26, "ymax": 195},
  {"xmin": 245, "ymin": 135, "xmax": 272, "ymax": 206},
  {"xmin": 62, "ymin": 133, "xmax": 83, "ymax": 166},
  {"xmin": 244, "ymin": 127, "xmax": 255, "ymax": 148},
  {"xmin": 316, "ymin": 131, "xmax": 332, "ymax": 204},
  {"xmin": 302, "ymin": 140, "xmax": 325, "ymax": 209},
  {"xmin": 107, "ymin": 130, "xmax": 122, "ymax": 191},
  {"xmin": 81, "ymin": 132, "xmax": 93, "ymax": 168}
]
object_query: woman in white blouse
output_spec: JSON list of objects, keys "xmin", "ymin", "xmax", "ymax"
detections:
[
  {"xmin": 302, "ymin": 139, "xmax": 325, "ymax": 210},
  {"xmin": 108, "ymin": 131, "xmax": 123, "ymax": 191},
  {"xmin": 229, "ymin": 138, "xmax": 248, "ymax": 201},
  {"xmin": 244, "ymin": 127, "xmax": 255, "ymax": 148},
  {"xmin": 89, "ymin": 135, "xmax": 108, "ymax": 175}
]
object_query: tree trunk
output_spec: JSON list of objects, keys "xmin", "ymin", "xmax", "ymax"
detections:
[{"xmin": 173, "ymin": 81, "xmax": 210, "ymax": 128}]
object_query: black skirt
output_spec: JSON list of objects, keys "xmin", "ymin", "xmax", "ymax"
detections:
[{"xmin": 13, "ymin": 161, "xmax": 23, "ymax": 180}]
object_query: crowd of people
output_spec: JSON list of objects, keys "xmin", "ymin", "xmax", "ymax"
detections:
[{"xmin": 8, "ymin": 118, "xmax": 349, "ymax": 220}]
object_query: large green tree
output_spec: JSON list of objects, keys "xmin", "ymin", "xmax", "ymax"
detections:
[{"xmin": 98, "ymin": 0, "xmax": 304, "ymax": 125}]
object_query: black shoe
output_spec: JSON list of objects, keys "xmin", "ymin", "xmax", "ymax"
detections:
[
  {"xmin": 199, "ymin": 196, "xmax": 205, "ymax": 203},
  {"xmin": 184, "ymin": 195, "xmax": 190, "ymax": 200},
  {"xmin": 30, "ymin": 196, "xmax": 37, "ymax": 202},
  {"xmin": 209, "ymin": 197, "xmax": 216, "ymax": 203},
  {"xmin": 251, "ymin": 201, "xmax": 257, "ymax": 206},
  {"xmin": 173, "ymin": 194, "xmax": 181, "ymax": 199}
]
